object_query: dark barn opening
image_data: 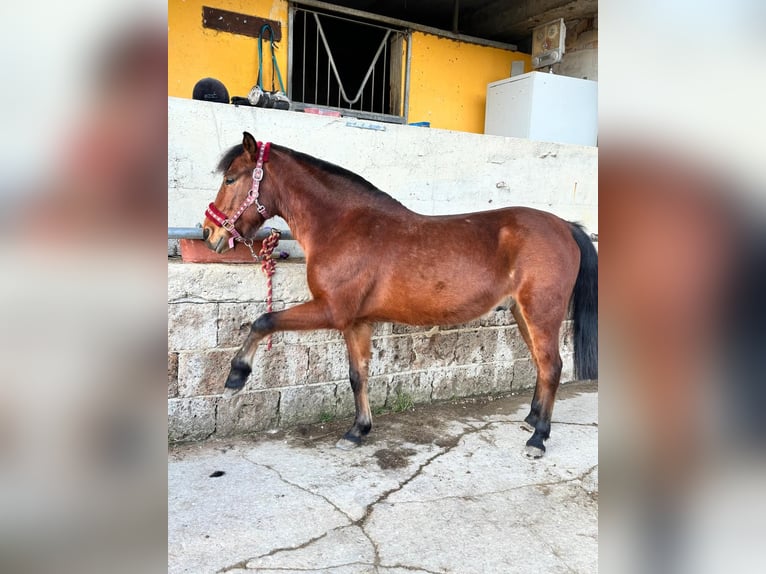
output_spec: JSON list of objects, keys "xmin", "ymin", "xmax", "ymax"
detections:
[{"xmin": 290, "ymin": 7, "xmax": 405, "ymax": 119}]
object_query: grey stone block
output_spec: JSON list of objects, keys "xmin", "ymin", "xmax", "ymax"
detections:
[
  {"xmin": 425, "ymin": 363, "xmax": 499, "ymax": 402},
  {"xmin": 167, "ymin": 302, "xmax": 218, "ymax": 351},
  {"xmin": 412, "ymin": 330, "xmax": 493, "ymax": 369},
  {"xmin": 494, "ymin": 325, "xmax": 528, "ymax": 363},
  {"xmin": 371, "ymin": 322, "xmax": 393, "ymax": 337},
  {"xmin": 454, "ymin": 330, "xmax": 499, "ymax": 365},
  {"xmin": 449, "ymin": 363, "xmax": 489, "ymax": 398},
  {"xmin": 280, "ymin": 327, "xmax": 343, "ymax": 345},
  {"xmin": 370, "ymin": 335, "xmax": 415, "ymax": 376},
  {"xmin": 429, "ymin": 368, "xmax": 455, "ymax": 401},
  {"xmin": 560, "ymin": 352, "xmax": 575, "ymax": 383},
  {"xmin": 168, "ymin": 396, "xmax": 217, "ymax": 442},
  {"xmin": 478, "ymin": 307, "xmax": 515, "ymax": 327},
  {"xmin": 491, "ymin": 361, "xmax": 515, "ymax": 394},
  {"xmin": 512, "ymin": 358, "xmax": 537, "ymax": 390},
  {"xmin": 252, "ymin": 343, "xmax": 311, "ymax": 389},
  {"xmin": 334, "ymin": 372, "xmax": 390, "ymax": 420},
  {"xmin": 271, "ymin": 266, "xmax": 313, "ymax": 304},
  {"xmin": 391, "ymin": 323, "xmax": 429, "ymax": 335},
  {"xmin": 217, "ymin": 301, "xmax": 278, "ymax": 347},
  {"xmin": 559, "ymin": 320, "xmax": 574, "ymax": 355},
  {"xmin": 279, "ymin": 384, "xmax": 338, "ymax": 426},
  {"xmin": 386, "ymin": 371, "xmax": 432, "ymax": 407},
  {"xmin": 177, "ymin": 349, "xmax": 236, "ymax": 397},
  {"xmin": 307, "ymin": 340, "xmax": 349, "ymax": 383},
  {"xmin": 333, "ymin": 381, "xmax": 356, "ymax": 418},
  {"xmin": 168, "ymin": 353, "xmax": 178, "ymax": 398},
  {"xmin": 368, "ymin": 375, "xmax": 390, "ymax": 410},
  {"xmin": 168, "ymin": 261, "xmax": 269, "ymax": 303},
  {"xmin": 216, "ymin": 390, "xmax": 280, "ymax": 436}
]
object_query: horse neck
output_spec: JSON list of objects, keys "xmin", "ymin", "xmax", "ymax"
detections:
[{"xmin": 266, "ymin": 149, "xmax": 391, "ymax": 243}]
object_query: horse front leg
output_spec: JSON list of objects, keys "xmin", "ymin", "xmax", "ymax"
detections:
[
  {"xmin": 336, "ymin": 322, "xmax": 373, "ymax": 450},
  {"xmin": 224, "ymin": 299, "xmax": 333, "ymax": 396}
]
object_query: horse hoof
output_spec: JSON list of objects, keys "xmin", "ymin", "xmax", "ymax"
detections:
[
  {"xmin": 524, "ymin": 445, "xmax": 545, "ymax": 459},
  {"xmin": 335, "ymin": 437, "xmax": 360, "ymax": 451},
  {"xmin": 223, "ymin": 386, "xmax": 243, "ymax": 399},
  {"xmin": 520, "ymin": 421, "xmax": 535, "ymax": 433}
]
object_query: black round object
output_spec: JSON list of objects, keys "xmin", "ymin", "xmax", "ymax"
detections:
[{"xmin": 192, "ymin": 77, "xmax": 230, "ymax": 103}]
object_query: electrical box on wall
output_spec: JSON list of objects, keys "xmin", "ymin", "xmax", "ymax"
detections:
[{"xmin": 531, "ymin": 18, "xmax": 566, "ymax": 69}]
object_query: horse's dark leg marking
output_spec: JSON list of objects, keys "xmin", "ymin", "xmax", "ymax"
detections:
[
  {"xmin": 524, "ymin": 343, "xmax": 562, "ymax": 458},
  {"xmin": 224, "ymin": 300, "xmax": 332, "ymax": 395},
  {"xmin": 512, "ymin": 305, "xmax": 540, "ymax": 432},
  {"xmin": 336, "ymin": 322, "xmax": 373, "ymax": 450}
]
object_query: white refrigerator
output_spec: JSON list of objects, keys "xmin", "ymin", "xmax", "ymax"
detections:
[{"xmin": 484, "ymin": 72, "xmax": 597, "ymax": 146}]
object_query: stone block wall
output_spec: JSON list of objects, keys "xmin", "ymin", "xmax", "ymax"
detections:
[{"xmin": 168, "ymin": 260, "xmax": 574, "ymax": 442}]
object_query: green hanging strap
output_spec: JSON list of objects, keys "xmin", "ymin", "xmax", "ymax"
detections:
[{"xmin": 257, "ymin": 24, "xmax": 285, "ymax": 94}]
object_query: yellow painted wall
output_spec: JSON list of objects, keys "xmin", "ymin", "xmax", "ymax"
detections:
[
  {"xmin": 168, "ymin": 2, "xmax": 529, "ymax": 134},
  {"xmin": 168, "ymin": 0, "xmax": 288, "ymax": 99},
  {"xmin": 407, "ymin": 32, "xmax": 530, "ymax": 133}
]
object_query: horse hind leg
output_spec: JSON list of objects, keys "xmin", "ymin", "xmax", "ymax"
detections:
[
  {"xmin": 336, "ymin": 322, "xmax": 373, "ymax": 450},
  {"xmin": 513, "ymin": 296, "xmax": 567, "ymax": 459}
]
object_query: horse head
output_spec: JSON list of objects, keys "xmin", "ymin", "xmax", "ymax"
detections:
[{"xmin": 203, "ymin": 131, "xmax": 274, "ymax": 253}]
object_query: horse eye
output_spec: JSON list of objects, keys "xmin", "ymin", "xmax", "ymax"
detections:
[{"xmin": 224, "ymin": 176, "xmax": 236, "ymax": 185}]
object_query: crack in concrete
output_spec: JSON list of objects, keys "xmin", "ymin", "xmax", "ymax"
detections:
[
  {"xmin": 219, "ymin": 455, "xmax": 370, "ymax": 572},
  {"xmin": 522, "ymin": 466, "xmax": 598, "ymax": 574},
  {"xmin": 242, "ymin": 560, "xmax": 375, "ymax": 572},
  {"xmin": 358, "ymin": 526, "xmax": 381, "ymax": 573},
  {"xmin": 537, "ymin": 536, "xmax": 579, "ymax": 574},
  {"xmin": 217, "ymin": 531, "xmax": 331, "ymax": 573},
  {"xmin": 246, "ymin": 456, "xmax": 356, "ymax": 523},
  {"xmin": 375, "ymin": 464, "xmax": 599, "ymax": 507},
  {"xmin": 239, "ymin": 561, "xmax": 442, "ymax": 573},
  {"xmin": 379, "ymin": 563, "xmax": 443, "ymax": 574},
  {"xmin": 493, "ymin": 419, "xmax": 598, "ymax": 428}
]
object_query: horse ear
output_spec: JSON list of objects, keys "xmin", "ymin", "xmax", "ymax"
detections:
[{"xmin": 242, "ymin": 132, "xmax": 258, "ymax": 158}]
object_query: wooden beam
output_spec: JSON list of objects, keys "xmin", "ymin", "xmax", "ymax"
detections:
[{"xmin": 202, "ymin": 6, "xmax": 282, "ymax": 42}]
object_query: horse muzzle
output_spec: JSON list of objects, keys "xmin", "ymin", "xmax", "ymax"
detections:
[{"xmin": 202, "ymin": 225, "xmax": 230, "ymax": 253}]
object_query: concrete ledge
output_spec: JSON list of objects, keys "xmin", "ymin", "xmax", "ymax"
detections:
[
  {"xmin": 168, "ymin": 98, "xmax": 597, "ymax": 234},
  {"xmin": 168, "ymin": 259, "xmax": 574, "ymax": 442}
]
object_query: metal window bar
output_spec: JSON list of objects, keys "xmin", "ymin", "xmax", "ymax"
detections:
[
  {"xmin": 168, "ymin": 227, "xmax": 294, "ymax": 241},
  {"xmin": 289, "ymin": 6, "xmax": 409, "ymax": 123}
]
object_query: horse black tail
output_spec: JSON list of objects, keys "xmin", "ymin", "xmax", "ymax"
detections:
[{"xmin": 569, "ymin": 223, "xmax": 598, "ymax": 380}]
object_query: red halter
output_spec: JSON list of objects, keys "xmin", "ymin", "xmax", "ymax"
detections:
[{"xmin": 205, "ymin": 141, "xmax": 271, "ymax": 249}]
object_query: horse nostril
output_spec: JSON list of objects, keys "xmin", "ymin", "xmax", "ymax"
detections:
[{"xmin": 203, "ymin": 227, "xmax": 211, "ymax": 240}]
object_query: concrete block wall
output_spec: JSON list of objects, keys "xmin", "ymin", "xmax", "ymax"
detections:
[{"xmin": 167, "ymin": 260, "xmax": 575, "ymax": 442}]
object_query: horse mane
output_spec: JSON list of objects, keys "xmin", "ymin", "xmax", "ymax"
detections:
[
  {"xmin": 216, "ymin": 142, "xmax": 402, "ymax": 206},
  {"xmin": 216, "ymin": 144, "xmax": 245, "ymax": 173}
]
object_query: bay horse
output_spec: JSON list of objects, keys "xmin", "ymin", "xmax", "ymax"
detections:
[{"xmin": 202, "ymin": 132, "xmax": 597, "ymax": 457}]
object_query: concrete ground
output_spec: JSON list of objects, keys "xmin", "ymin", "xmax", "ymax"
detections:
[{"xmin": 168, "ymin": 382, "xmax": 598, "ymax": 574}]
